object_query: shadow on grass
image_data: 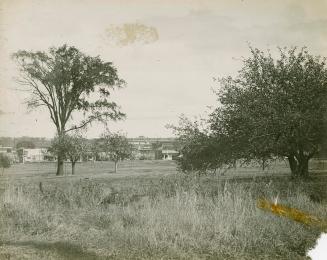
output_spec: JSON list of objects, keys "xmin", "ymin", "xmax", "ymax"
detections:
[{"xmin": 0, "ymin": 240, "xmax": 107, "ymax": 260}]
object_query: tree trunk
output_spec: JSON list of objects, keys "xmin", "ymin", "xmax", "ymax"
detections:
[
  {"xmin": 114, "ymin": 161, "xmax": 118, "ymax": 173},
  {"xmin": 56, "ymin": 130, "xmax": 65, "ymax": 176},
  {"xmin": 233, "ymin": 159, "xmax": 237, "ymax": 169},
  {"xmin": 72, "ymin": 161, "xmax": 76, "ymax": 175},
  {"xmin": 287, "ymin": 154, "xmax": 309, "ymax": 178},
  {"xmin": 262, "ymin": 158, "xmax": 266, "ymax": 171},
  {"xmin": 56, "ymin": 154, "xmax": 64, "ymax": 176}
]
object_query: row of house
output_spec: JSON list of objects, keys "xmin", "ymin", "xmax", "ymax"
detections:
[
  {"xmin": 128, "ymin": 137, "xmax": 179, "ymax": 160},
  {"xmin": 0, "ymin": 146, "xmax": 51, "ymax": 163},
  {"xmin": 0, "ymin": 137, "xmax": 180, "ymax": 163}
]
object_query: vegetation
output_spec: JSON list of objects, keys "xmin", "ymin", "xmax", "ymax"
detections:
[
  {"xmin": 101, "ymin": 131, "xmax": 133, "ymax": 173},
  {"xmin": 13, "ymin": 44, "xmax": 126, "ymax": 175},
  {"xmin": 173, "ymin": 47, "xmax": 327, "ymax": 178},
  {"xmin": 50, "ymin": 133, "xmax": 88, "ymax": 175},
  {"xmin": 6, "ymin": 43, "xmax": 327, "ymax": 259},
  {"xmin": 16, "ymin": 140, "xmax": 35, "ymax": 149},
  {"xmin": 0, "ymin": 153, "xmax": 11, "ymax": 174},
  {"xmin": 0, "ymin": 167, "xmax": 326, "ymax": 259}
]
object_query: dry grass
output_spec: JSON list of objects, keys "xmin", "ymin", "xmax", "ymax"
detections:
[{"xmin": 0, "ymin": 171, "xmax": 326, "ymax": 259}]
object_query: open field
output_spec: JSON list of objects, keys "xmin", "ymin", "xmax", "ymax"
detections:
[{"xmin": 0, "ymin": 160, "xmax": 326, "ymax": 259}]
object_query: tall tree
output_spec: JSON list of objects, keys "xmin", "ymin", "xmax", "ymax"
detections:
[
  {"xmin": 102, "ymin": 131, "xmax": 133, "ymax": 173},
  {"xmin": 13, "ymin": 45, "xmax": 125, "ymax": 175},
  {"xmin": 210, "ymin": 47, "xmax": 327, "ymax": 178}
]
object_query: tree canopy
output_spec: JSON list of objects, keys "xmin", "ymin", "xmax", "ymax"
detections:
[
  {"xmin": 13, "ymin": 44, "xmax": 125, "ymax": 134},
  {"xmin": 173, "ymin": 47, "xmax": 327, "ymax": 178},
  {"xmin": 50, "ymin": 133, "xmax": 88, "ymax": 175},
  {"xmin": 13, "ymin": 44, "xmax": 126, "ymax": 175},
  {"xmin": 101, "ymin": 131, "xmax": 133, "ymax": 173}
]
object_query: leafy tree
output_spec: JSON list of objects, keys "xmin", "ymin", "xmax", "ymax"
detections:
[
  {"xmin": 89, "ymin": 139, "xmax": 104, "ymax": 161},
  {"xmin": 210, "ymin": 47, "xmax": 327, "ymax": 178},
  {"xmin": 169, "ymin": 115, "xmax": 234, "ymax": 173},
  {"xmin": 102, "ymin": 131, "xmax": 133, "ymax": 173},
  {"xmin": 13, "ymin": 44, "xmax": 125, "ymax": 175},
  {"xmin": 49, "ymin": 135, "xmax": 68, "ymax": 174},
  {"xmin": 65, "ymin": 134, "xmax": 88, "ymax": 175},
  {"xmin": 50, "ymin": 133, "xmax": 87, "ymax": 175},
  {"xmin": 0, "ymin": 153, "xmax": 11, "ymax": 175},
  {"xmin": 151, "ymin": 141, "xmax": 163, "ymax": 160}
]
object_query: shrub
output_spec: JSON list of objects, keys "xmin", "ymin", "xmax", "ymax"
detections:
[{"xmin": 0, "ymin": 153, "xmax": 11, "ymax": 174}]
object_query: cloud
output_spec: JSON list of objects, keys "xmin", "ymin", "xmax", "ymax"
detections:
[{"xmin": 104, "ymin": 23, "xmax": 159, "ymax": 46}]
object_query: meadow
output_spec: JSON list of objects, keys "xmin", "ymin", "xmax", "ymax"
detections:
[{"xmin": 0, "ymin": 160, "xmax": 326, "ymax": 259}]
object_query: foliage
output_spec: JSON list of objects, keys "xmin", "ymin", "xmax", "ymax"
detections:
[
  {"xmin": 151, "ymin": 141, "xmax": 163, "ymax": 160},
  {"xmin": 89, "ymin": 139, "xmax": 104, "ymax": 161},
  {"xmin": 50, "ymin": 133, "xmax": 88, "ymax": 174},
  {"xmin": 65, "ymin": 134, "xmax": 88, "ymax": 164},
  {"xmin": 16, "ymin": 140, "xmax": 35, "ymax": 149},
  {"xmin": 101, "ymin": 131, "xmax": 133, "ymax": 172},
  {"xmin": 1, "ymin": 174, "xmax": 325, "ymax": 259},
  {"xmin": 172, "ymin": 47, "xmax": 327, "ymax": 177},
  {"xmin": 209, "ymin": 47, "xmax": 327, "ymax": 177},
  {"xmin": 0, "ymin": 153, "xmax": 11, "ymax": 173},
  {"xmin": 13, "ymin": 44, "xmax": 126, "ymax": 175},
  {"xmin": 12, "ymin": 44, "xmax": 125, "ymax": 134},
  {"xmin": 50, "ymin": 133, "xmax": 88, "ymax": 161},
  {"xmin": 169, "ymin": 115, "xmax": 234, "ymax": 173}
]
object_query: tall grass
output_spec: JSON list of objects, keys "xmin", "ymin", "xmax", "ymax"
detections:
[{"xmin": 0, "ymin": 175, "xmax": 326, "ymax": 259}]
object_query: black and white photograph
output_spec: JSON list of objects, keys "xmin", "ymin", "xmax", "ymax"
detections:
[{"xmin": 0, "ymin": 0, "xmax": 326, "ymax": 259}]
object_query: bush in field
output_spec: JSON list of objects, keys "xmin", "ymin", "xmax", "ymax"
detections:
[
  {"xmin": 169, "ymin": 115, "xmax": 235, "ymax": 173},
  {"xmin": 0, "ymin": 153, "xmax": 11, "ymax": 174}
]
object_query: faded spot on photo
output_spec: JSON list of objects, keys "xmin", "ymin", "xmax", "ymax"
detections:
[{"xmin": 104, "ymin": 23, "xmax": 159, "ymax": 46}]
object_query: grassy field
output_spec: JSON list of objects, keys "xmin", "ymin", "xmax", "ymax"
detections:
[{"xmin": 0, "ymin": 160, "xmax": 326, "ymax": 259}]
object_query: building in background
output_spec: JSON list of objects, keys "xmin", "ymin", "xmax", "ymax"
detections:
[
  {"xmin": 162, "ymin": 149, "xmax": 179, "ymax": 160},
  {"xmin": 129, "ymin": 137, "xmax": 156, "ymax": 160},
  {"xmin": 19, "ymin": 148, "xmax": 53, "ymax": 163},
  {"xmin": 128, "ymin": 137, "xmax": 179, "ymax": 160},
  {"xmin": 1, "ymin": 136, "xmax": 180, "ymax": 162}
]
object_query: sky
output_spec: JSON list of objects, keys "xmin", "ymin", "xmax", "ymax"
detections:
[{"xmin": 0, "ymin": 0, "xmax": 327, "ymax": 138}]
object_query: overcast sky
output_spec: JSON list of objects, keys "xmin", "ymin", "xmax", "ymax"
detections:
[{"xmin": 0, "ymin": 0, "xmax": 327, "ymax": 138}]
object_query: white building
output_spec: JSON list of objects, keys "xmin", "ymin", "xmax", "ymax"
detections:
[
  {"xmin": 22, "ymin": 148, "xmax": 48, "ymax": 163},
  {"xmin": 162, "ymin": 149, "xmax": 179, "ymax": 160}
]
